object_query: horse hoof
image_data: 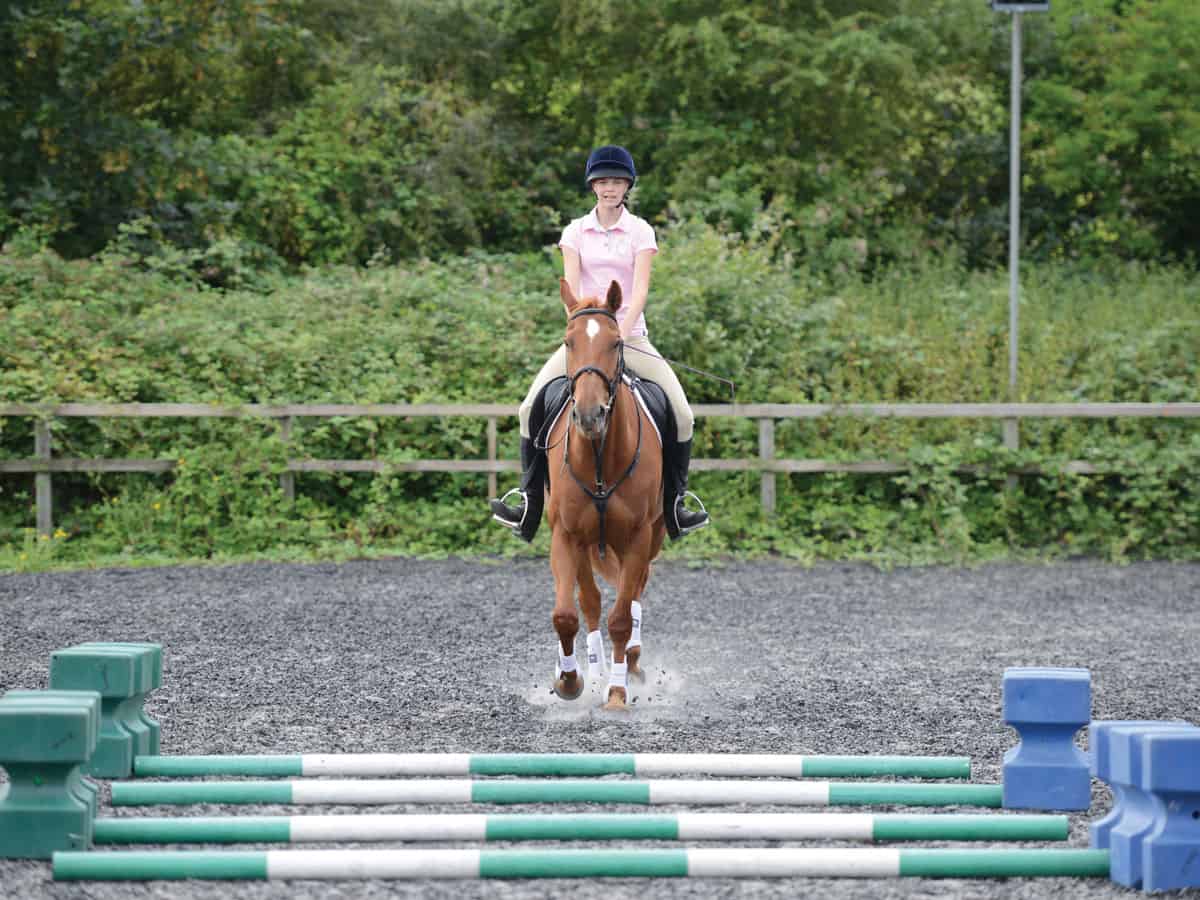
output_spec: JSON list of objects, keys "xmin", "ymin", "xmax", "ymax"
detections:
[
  {"xmin": 626, "ymin": 647, "xmax": 645, "ymax": 683},
  {"xmin": 602, "ymin": 687, "xmax": 628, "ymax": 711},
  {"xmin": 554, "ymin": 672, "xmax": 585, "ymax": 701}
]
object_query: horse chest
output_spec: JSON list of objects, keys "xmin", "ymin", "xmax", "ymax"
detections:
[{"xmin": 558, "ymin": 493, "xmax": 639, "ymax": 535}]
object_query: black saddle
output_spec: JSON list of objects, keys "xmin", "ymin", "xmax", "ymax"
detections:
[
  {"xmin": 626, "ymin": 375, "xmax": 677, "ymax": 449},
  {"xmin": 536, "ymin": 376, "xmax": 571, "ymax": 435},
  {"xmin": 531, "ymin": 375, "xmax": 676, "ymax": 456}
]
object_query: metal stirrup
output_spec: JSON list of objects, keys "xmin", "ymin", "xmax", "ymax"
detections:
[
  {"xmin": 491, "ymin": 487, "xmax": 528, "ymax": 530},
  {"xmin": 674, "ymin": 490, "xmax": 710, "ymax": 535}
]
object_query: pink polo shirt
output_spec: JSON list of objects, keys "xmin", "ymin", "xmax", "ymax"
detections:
[{"xmin": 559, "ymin": 206, "xmax": 658, "ymax": 338}]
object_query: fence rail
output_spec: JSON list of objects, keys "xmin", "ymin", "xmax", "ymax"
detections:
[{"xmin": 2, "ymin": 402, "xmax": 1198, "ymax": 537}]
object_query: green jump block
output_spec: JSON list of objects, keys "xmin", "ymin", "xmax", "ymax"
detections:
[
  {"xmin": 51, "ymin": 643, "xmax": 162, "ymax": 777},
  {"xmin": 79, "ymin": 642, "xmax": 163, "ymax": 754},
  {"xmin": 0, "ymin": 691, "xmax": 102, "ymax": 819},
  {"xmin": 0, "ymin": 690, "xmax": 100, "ymax": 859}
]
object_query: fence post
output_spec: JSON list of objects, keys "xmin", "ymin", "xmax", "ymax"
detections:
[
  {"xmin": 758, "ymin": 417, "xmax": 776, "ymax": 517},
  {"xmin": 1004, "ymin": 417, "xmax": 1020, "ymax": 490},
  {"xmin": 486, "ymin": 417, "xmax": 498, "ymax": 499},
  {"xmin": 35, "ymin": 418, "xmax": 53, "ymax": 537},
  {"xmin": 279, "ymin": 416, "xmax": 295, "ymax": 503}
]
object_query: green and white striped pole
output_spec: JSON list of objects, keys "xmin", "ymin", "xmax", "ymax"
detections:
[
  {"xmin": 54, "ymin": 848, "xmax": 1113, "ymax": 881},
  {"xmin": 133, "ymin": 753, "xmax": 972, "ymax": 779},
  {"xmin": 93, "ymin": 812, "xmax": 1068, "ymax": 845},
  {"xmin": 110, "ymin": 779, "xmax": 1004, "ymax": 808}
]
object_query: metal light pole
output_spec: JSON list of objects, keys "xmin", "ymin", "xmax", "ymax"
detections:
[{"xmin": 990, "ymin": 1, "xmax": 1048, "ymax": 453}]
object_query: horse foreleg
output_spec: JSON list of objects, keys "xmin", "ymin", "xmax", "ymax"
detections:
[
  {"xmin": 575, "ymin": 553, "xmax": 605, "ymax": 684},
  {"xmin": 603, "ymin": 527, "xmax": 653, "ymax": 711},
  {"xmin": 627, "ymin": 521, "xmax": 665, "ymax": 683},
  {"xmin": 550, "ymin": 528, "xmax": 584, "ymax": 701},
  {"xmin": 626, "ymin": 574, "xmax": 645, "ymax": 684}
]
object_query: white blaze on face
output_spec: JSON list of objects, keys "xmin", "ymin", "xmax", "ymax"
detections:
[{"xmin": 586, "ymin": 319, "xmax": 600, "ymax": 342}]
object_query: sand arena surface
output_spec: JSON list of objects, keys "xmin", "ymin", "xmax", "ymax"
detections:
[{"xmin": 1, "ymin": 557, "xmax": 1197, "ymax": 899}]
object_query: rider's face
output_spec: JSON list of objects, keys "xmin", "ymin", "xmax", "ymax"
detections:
[{"xmin": 591, "ymin": 178, "xmax": 630, "ymax": 207}]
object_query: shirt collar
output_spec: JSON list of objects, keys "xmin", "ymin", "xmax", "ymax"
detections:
[{"xmin": 582, "ymin": 205, "xmax": 631, "ymax": 233}]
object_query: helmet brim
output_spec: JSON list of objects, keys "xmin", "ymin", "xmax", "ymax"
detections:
[{"xmin": 586, "ymin": 167, "xmax": 635, "ymax": 184}]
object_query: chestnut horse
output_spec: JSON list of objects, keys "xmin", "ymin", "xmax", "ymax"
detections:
[{"xmin": 546, "ymin": 278, "xmax": 666, "ymax": 711}]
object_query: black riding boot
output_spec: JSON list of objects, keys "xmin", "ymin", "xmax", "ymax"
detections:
[
  {"xmin": 489, "ymin": 437, "xmax": 545, "ymax": 542},
  {"xmin": 668, "ymin": 438, "xmax": 709, "ymax": 539}
]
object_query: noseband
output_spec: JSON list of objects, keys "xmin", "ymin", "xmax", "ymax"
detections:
[{"xmin": 563, "ymin": 306, "xmax": 643, "ymax": 559}]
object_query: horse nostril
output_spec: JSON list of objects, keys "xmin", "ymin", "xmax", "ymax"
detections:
[{"xmin": 577, "ymin": 408, "xmax": 603, "ymax": 433}]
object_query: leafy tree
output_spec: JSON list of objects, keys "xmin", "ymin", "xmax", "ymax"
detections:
[
  {"xmin": 1, "ymin": 0, "xmax": 327, "ymax": 256},
  {"xmin": 1025, "ymin": 0, "xmax": 1200, "ymax": 260},
  {"xmin": 2, "ymin": 0, "xmax": 1198, "ymax": 267}
]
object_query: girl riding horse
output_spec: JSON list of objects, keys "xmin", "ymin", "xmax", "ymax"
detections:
[{"xmin": 490, "ymin": 144, "xmax": 709, "ymax": 541}]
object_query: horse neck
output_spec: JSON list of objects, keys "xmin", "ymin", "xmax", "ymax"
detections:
[{"xmin": 568, "ymin": 382, "xmax": 637, "ymax": 481}]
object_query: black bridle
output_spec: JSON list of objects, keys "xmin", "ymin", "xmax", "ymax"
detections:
[
  {"xmin": 567, "ymin": 307, "xmax": 626, "ymax": 423},
  {"xmin": 562, "ymin": 306, "xmax": 643, "ymax": 559}
]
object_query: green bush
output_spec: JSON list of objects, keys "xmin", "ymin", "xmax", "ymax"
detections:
[{"xmin": 1, "ymin": 224, "xmax": 1196, "ymax": 570}]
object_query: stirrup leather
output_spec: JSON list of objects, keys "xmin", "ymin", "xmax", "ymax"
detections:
[
  {"xmin": 673, "ymin": 490, "xmax": 710, "ymax": 536},
  {"xmin": 491, "ymin": 487, "xmax": 528, "ymax": 530}
]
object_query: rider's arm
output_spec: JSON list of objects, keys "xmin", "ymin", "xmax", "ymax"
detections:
[
  {"xmin": 561, "ymin": 246, "xmax": 582, "ymax": 308},
  {"xmin": 620, "ymin": 249, "xmax": 654, "ymax": 339}
]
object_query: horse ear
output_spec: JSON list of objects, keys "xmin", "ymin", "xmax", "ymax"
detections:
[
  {"xmin": 560, "ymin": 278, "xmax": 579, "ymax": 314},
  {"xmin": 606, "ymin": 280, "xmax": 623, "ymax": 314}
]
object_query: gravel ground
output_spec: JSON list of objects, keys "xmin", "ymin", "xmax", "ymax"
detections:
[{"xmin": 1, "ymin": 557, "xmax": 1198, "ymax": 899}]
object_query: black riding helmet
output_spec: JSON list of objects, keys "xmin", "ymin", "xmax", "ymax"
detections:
[{"xmin": 585, "ymin": 145, "xmax": 636, "ymax": 187}]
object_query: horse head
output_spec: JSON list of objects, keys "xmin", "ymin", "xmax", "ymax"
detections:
[{"xmin": 561, "ymin": 278, "xmax": 624, "ymax": 442}]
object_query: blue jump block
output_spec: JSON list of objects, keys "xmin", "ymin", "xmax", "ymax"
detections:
[
  {"xmin": 1131, "ymin": 728, "xmax": 1200, "ymax": 893},
  {"xmin": 1100, "ymin": 724, "xmax": 1200, "ymax": 891},
  {"xmin": 1002, "ymin": 666, "xmax": 1091, "ymax": 810},
  {"xmin": 1106, "ymin": 725, "xmax": 1190, "ymax": 889},
  {"xmin": 1088, "ymin": 720, "xmax": 1191, "ymax": 851}
]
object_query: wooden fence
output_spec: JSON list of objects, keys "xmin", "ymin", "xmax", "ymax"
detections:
[{"xmin": 2, "ymin": 402, "xmax": 1198, "ymax": 537}]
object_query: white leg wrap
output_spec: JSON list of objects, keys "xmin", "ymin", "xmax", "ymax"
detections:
[
  {"xmin": 557, "ymin": 651, "xmax": 577, "ymax": 674},
  {"xmin": 586, "ymin": 630, "xmax": 605, "ymax": 675},
  {"xmin": 608, "ymin": 658, "xmax": 628, "ymax": 691},
  {"xmin": 628, "ymin": 600, "xmax": 643, "ymax": 649}
]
